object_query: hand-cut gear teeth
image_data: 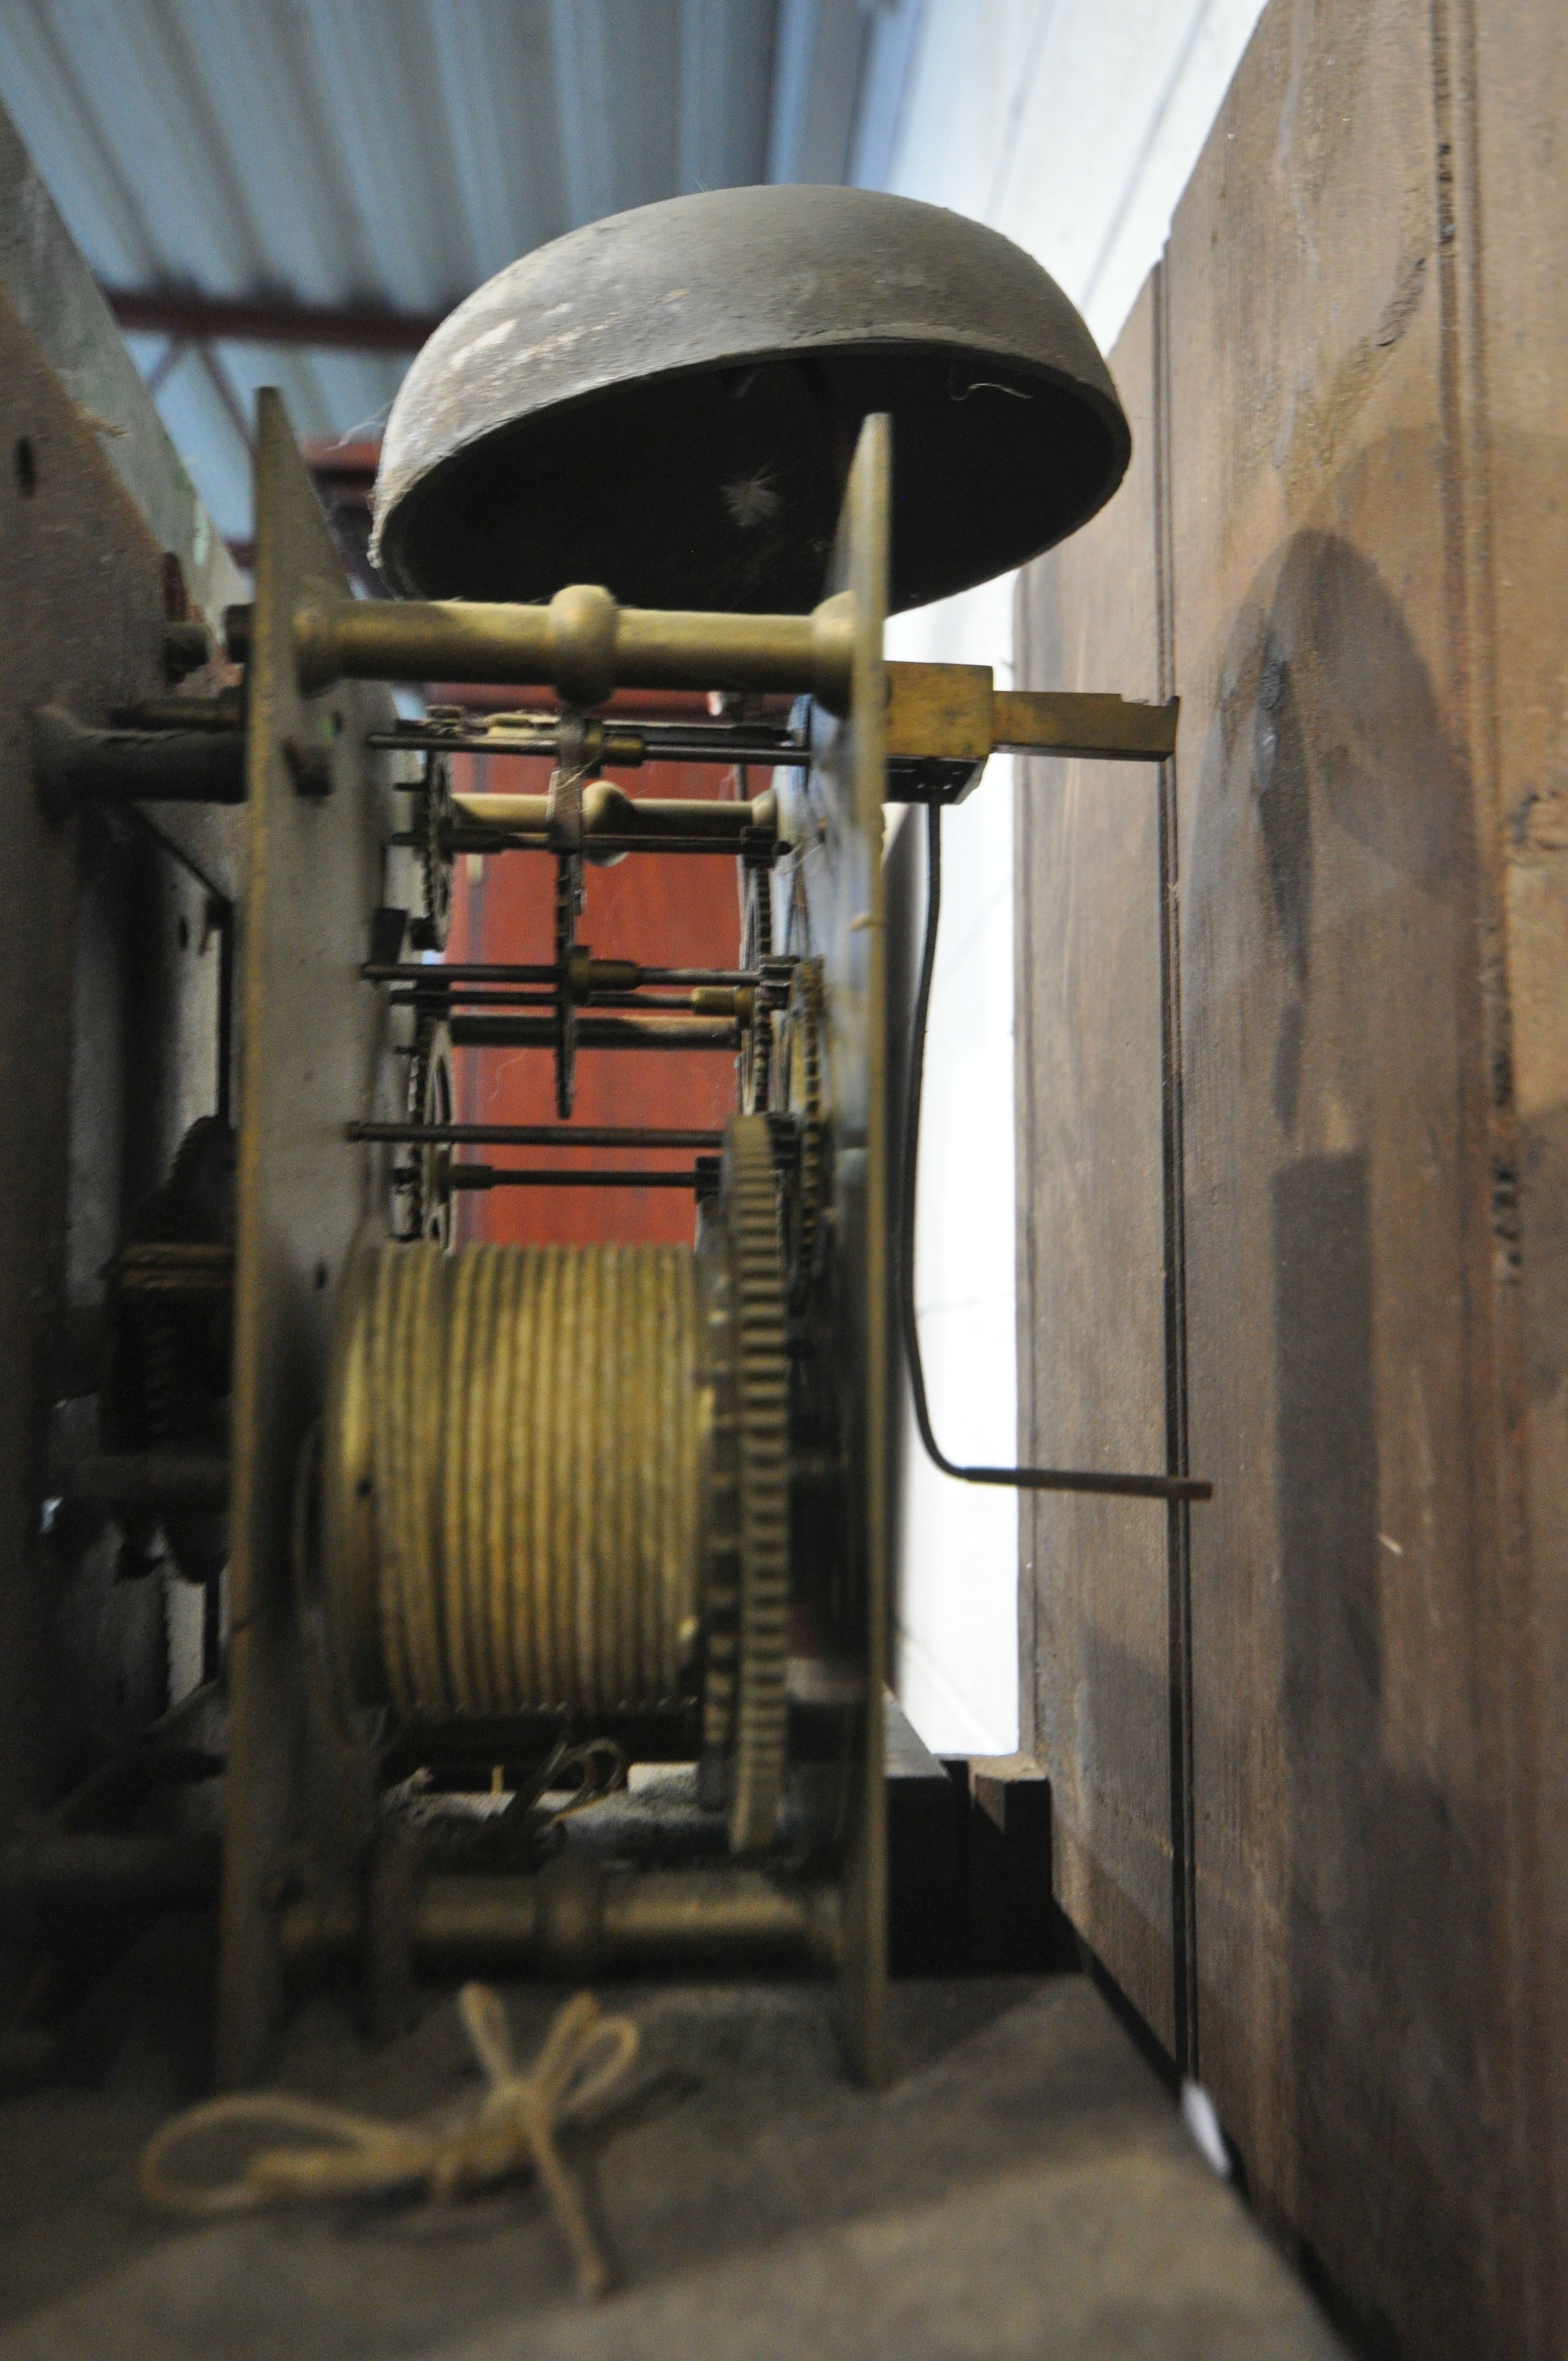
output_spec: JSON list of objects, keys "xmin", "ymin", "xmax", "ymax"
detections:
[
  {"xmin": 416, "ymin": 750, "xmax": 454, "ymax": 952},
  {"xmin": 405, "ymin": 1014, "xmax": 453, "ymax": 1246},
  {"xmin": 785, "ymin": 958, "xmax": 825, "ymax": 1293},
  {"xmin": 725, "ymin": 1112, "xmax": 792, "ymax": 1854},
  {"xmin": 699, "ymin": 1255, "xmax": 742, "ymax": 1761},
  {"xmin": 739, "ymin": 867, "xmax": 775, "ymax": 1112}
]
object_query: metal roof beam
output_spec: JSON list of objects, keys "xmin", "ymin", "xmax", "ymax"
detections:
[
  {"xmin": 102, "ymin": 288, "xmax": 445, "ymax": 353},
  {"xmin": 767, "ymin": 0, "xmax": 873, "ymax": 186}
]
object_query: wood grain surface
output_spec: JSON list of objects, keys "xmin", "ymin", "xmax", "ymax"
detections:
[
  {"xmin": 0, "ymin": 292, "xmax": 239, "ymax": 1848},
  {"xmin": 1014, "ymin": 281, "xmax": 1178, "ymax": 2054},
  {"xmin": 1016, "ymin": 1, "xmax": 1566, "ymax": 2350}
]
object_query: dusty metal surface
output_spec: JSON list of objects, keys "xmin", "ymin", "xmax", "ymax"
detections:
[
  {"xmin": 213, "ymin": 406, "xmax": 895, "ymax": 2085},
  {"xmin": 217, "ymin": 390, "xmax": 403, "ymax": 2087},
  {"xmin": 776, "ymin": 415, "xmax": 890, "ymax": 2082},
  {"xmin": 372, "ymin": 187, "xmax": 1129, "ymax": 617},
  {"xmin": 0, "ymin": 1975, "xmax": 1344, "ymax": 2361}
]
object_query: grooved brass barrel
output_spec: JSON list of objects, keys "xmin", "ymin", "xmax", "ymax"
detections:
[{"xmin": 324, "ymin": 1240, "xmax": 705, "ymax": 1721}]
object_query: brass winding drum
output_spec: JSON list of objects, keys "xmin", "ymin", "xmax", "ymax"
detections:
[
  {"xmin": 319, "ymin": 1114, "xmax": 794, "ymax": 1857},
  {"xmin": 324, "ymin": 1238, "xmax": 705, "ymax": 1723}
]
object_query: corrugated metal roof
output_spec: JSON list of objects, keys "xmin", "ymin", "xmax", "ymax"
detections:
[{"xmin": 0, "ymin": 0, "xmax": 831, "ymax": 547}]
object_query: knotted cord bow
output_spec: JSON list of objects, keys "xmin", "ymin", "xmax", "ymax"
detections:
[{"xmin": 139, "ymin": 1984, "xmax": 639, "ymax": 2298}]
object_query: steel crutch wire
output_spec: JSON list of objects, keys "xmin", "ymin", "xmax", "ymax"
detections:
[{"xmin": 897, "ymin": 799, "xmax": 1210, "ymax": 1506}]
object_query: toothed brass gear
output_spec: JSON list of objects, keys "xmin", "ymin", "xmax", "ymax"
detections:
[
  {"xmin": 408, "ymin": 750, "xmax": 453, "ymax": 954},
  {"xmin": 404, "ymin": 1014, "xmax": 454, "ymax": 1248},
  {"xmin": 782, "ymin": 957, "xmax": 826, "ymax": 1296},
  {"xmin": 739, "ymin": 864, "xmax": 775, "ymax": 1113},
  {"xmin": 723, "ymin": 1113, "xmax": 791, "ymax": 1854}
]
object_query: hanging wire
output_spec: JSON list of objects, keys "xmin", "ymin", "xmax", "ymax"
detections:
[{"xmin": 898, "ymin": 801, "xmax": 1210, "ymax": 1506}]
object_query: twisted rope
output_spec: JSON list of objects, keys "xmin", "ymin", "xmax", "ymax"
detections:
[{"xmin": 139, "ymin": 1985, "xmax": 638, "ymax": 2298}]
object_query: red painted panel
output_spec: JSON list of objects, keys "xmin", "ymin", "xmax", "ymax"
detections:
[{"xmin": 446, "ymin": 736, "xmax": 747, "ymax": 1247}]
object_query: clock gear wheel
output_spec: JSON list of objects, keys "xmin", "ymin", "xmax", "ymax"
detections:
[
  {"xmin": 407, "ymin": 748, "xmax": 454, "ymax": 954},
  {"xmin": 738, "ymin": 862, "xmax": 775, "ymax": 1113},
  {"xmin": 403, "ymin": 1011, "xmax": 454, "ymax": 1248},
  {"xmin": 780, "ymin": 956, "xmax": 826, "ymax": 1298},
  {"xmin": 705, "ymin": 1113, "xmax": 792, "ymax": 1855}
]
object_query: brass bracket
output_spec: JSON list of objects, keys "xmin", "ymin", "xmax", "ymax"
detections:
[{"xmin": 884, "ymin": 661, "xmax": 1179, "ymax": 803}]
